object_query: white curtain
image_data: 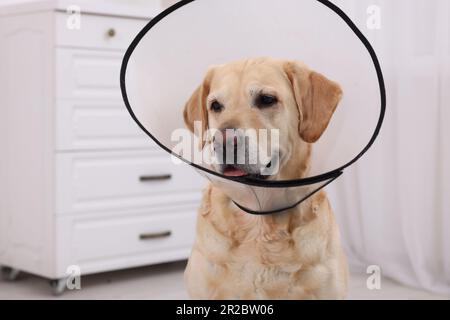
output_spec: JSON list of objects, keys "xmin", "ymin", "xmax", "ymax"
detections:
[{"xmin": 328, "ymin": 0, "xmax": 450, "ymax": 295}]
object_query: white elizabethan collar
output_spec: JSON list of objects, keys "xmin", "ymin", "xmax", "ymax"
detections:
[{"xmin": 120, "ymin": 0, "xmax": 385, "ymax": 214}]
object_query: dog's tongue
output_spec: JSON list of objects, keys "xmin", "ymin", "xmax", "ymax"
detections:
[{"xmin": 223, "ymin": 166, "xmax": 247, "ymax": 177}]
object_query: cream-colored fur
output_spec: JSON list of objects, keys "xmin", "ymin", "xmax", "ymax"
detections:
[{"xmin": 183, "ymin": 58, "xmax": 348, "ymax": 299}]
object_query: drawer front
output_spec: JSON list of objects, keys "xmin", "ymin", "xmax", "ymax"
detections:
[
  {"xmin": 56, "ymin": 151, "xmax": 204, "ymax": 214},
  {"xmin": 56, "ymin": 208, "xmax": 196, "ymax": 274},
  {"xmin": 55, "ymin": 12, "xmax": 146, "ymax": 50},
  {"xmin": 56, "ymin": 48, "xmax": 123, "ymax": 100},
  {"xmin": 71, "ymin": 211, "xmax": 195, "ymax": 262},
  {"xmin": 56, "ymin": 100, "xmax": 152, "ymax": 150}
]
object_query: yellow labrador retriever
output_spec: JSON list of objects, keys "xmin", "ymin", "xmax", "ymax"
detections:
[{"xmin": 183, "ymin": 58, "xmax": 348, "ymax": 299}]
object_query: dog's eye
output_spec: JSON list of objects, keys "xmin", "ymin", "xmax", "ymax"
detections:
[
  {"xmin": 210, "ymin": 101, "xmax": 224, "ymax": 113},
  {"xmin": 256, "ymin": 94, "xmax": 278, "ymax": 108}
]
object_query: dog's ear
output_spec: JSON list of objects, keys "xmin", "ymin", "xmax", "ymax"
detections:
[
  {"xmin": 284, "ymin": 61, "xmax": 342, "ymax": 143},
  {"xmin": 183, "ymin": 69, "xmax": 214, "ymax": 143}
]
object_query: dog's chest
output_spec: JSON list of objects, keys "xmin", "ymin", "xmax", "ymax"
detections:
[
  {"xmin": 185, "ymin": 189, "xmax": 345, "ymax": 299},
  {"xmin": 232, "ymin": 227, "xmax": 300, "ymax": 267},
  {"xmin": 200, "ymin": 249, "xmax": 321, "ymax": 299},
  {"xmin": 187, "ymin": 195, "xmax": 334, "ymax": 299},
  {"xmin": 202, "ymin": 226, "xmax": 309, "ymax": 298}
]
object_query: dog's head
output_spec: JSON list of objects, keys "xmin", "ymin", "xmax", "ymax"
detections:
[{"xmin": 183, "ymin": 58, "xmax": 342, "ymax": 180}]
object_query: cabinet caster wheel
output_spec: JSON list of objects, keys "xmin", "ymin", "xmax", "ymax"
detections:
[
  {"xmin": 50, "ymin": 278, "xmax": 67, "ymax": 296},
  {"xmin": 1, "ymin": 266, "xmax": 20, "ymax": 281}
]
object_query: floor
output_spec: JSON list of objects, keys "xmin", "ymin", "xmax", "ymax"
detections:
[{"xmin": 0, "ymin": 260, "xmax": 448, "ymax": 300}]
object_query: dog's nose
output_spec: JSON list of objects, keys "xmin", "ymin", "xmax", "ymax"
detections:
[{"xmin": 221, "ymin": 129, "xmax": 238, "ymax": 146}]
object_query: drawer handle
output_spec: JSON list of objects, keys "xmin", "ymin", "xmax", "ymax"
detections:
[
  {"xmin": 139, "ymin": 231, "xmax": 172, "ymax": 240},
  {"xmin": 139, "ymin": 174, "xmax": 172, "ymax": 182},
  {"xmin": 106, "ymin": 28, "xmax": 116, "ymax": 38}
]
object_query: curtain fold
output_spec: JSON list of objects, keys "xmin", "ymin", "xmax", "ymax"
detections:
[{"xmin": 329, "ymin": 0, "xmax": 450, "ymax": 295}]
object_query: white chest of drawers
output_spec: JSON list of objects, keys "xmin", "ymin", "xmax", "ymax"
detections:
[{"xmin": 0, "ymin": 1, "xmax": 203, "ymax": 292}]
